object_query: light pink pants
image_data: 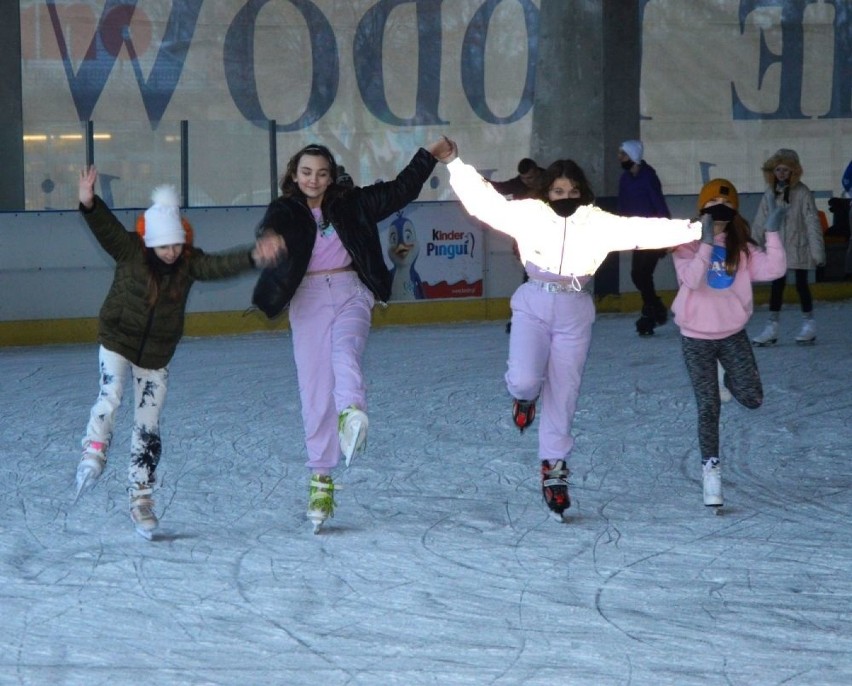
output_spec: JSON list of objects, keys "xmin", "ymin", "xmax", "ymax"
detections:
[
  {"xmin": 288, "ymin": 271, "xmax": 374, "ymax": 473},
  {"xmin": 506, "ymin": 282, "xmax": 595, "ymax": 464}
]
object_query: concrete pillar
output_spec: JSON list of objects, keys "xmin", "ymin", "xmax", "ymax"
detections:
[
  {"xmin": 0, "ymin": 2, "xmax": 24, "ymax": 210},
  {"xmin": 531, "ymin": 0, "xmax": 640, "ymax": 197}
]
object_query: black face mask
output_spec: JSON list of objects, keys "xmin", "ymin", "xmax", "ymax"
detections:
[
  {"xmin": 550, "ymin": 198, "xmax": 582, "ymax": 218},
  {"xmin": 620, "ymin": 160, "xmax": 634, "ymax": 171},
  {"xmin": 703, "ymin": 204, "xmax": 737, "ymax": 223}
]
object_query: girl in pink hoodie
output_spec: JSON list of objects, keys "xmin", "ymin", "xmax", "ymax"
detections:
[{"xmin": 671, "ymin": 178, "xmax": 787, "ymax": 509}]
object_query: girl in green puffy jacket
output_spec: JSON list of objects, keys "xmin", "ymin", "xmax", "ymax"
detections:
[{"xmin": 74, "ymin": 166, "xmax": 283, "ymax": 539}]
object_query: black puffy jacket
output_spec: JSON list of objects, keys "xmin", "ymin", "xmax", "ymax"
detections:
[{"xmin": 252, "ymin": 147, "xmax": 437, "ymax": 318}]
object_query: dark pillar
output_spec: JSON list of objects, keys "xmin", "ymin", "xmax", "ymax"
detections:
[
  {"xmin": 0, "ymin": 3, "xmax": 24, "ymax": 210},
  {"xmin": 531, "ymin": 0, "xmax": 641, "ymax": 296},
  {"xmin": 531, "ymin": 0, "xmax": 640, "ymax": 196}
]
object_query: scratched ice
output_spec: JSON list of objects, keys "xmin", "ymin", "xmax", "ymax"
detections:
[{"xmin": 1, "ymin": 302, "xmax": 850, "ymax": 685}]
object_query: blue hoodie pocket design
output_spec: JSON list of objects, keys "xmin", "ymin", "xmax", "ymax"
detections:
[{"xmin": 707, "ymin": 245, "xmax": 735, "ymax": 289}]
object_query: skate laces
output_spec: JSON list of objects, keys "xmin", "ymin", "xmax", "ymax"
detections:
[
  {"xmin": 308, "ymin": 474, "xmax": 336, "ymax": 517},
  {"xmin": 541, "ymin": 460, "xmax": 570, "ymax": 513}
]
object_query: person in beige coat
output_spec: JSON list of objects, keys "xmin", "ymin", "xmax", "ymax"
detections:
[{"xmin": 751, "ymin": 148, "xmax": 825, "ymax": 345}]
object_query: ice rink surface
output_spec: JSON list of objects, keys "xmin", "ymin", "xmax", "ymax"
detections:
[{"xmin": 1, "ymin": 302, "xmax": 850, "ymax": 685}]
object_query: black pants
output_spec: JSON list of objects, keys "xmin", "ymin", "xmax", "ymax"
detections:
[
  {"xmin": 681, "ymin": 330, "xmax": 763, "ymax": 460},
  {"xmin": 631, "ymin": 249, "xmax": 665, "ymax": 308},
  {"xmin": 768, "ymin": 269, "xmax": 812, "ymax": 313}
]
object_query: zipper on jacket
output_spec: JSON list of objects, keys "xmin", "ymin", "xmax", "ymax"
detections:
[{"xmin": 136, "ymin": 306, "xmax": 156, "ymax": 366}]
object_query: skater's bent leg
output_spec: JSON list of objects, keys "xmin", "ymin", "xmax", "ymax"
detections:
[
  {"xmin": 330, "ymin": 275, "xmax": 374, "ymax": 414},
  {"xmin": 505, "ymin": 285, "xmax": 551, "ymax": 402},
  {"xmin": 717, "ymin": 330, "xmax": 763, "ymax": 409},
  {"xmin": 128, "ymin": 365, "xmax": 168, "ymax": 486}
]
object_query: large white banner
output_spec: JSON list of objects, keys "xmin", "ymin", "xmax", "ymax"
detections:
[
  {"xmin": 640, "ymin": 0, "xmax": 851, "ymax": 201},
  {"xmin": 20, "ymin": 0, "xmax": 539, "ymax": 209}
]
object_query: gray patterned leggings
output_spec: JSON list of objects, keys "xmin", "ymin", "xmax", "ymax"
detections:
[{"xmin": 681, "ymin": 329, "xmax": 763, "ymax": 460}]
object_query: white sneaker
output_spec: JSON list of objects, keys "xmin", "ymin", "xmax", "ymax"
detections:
[
  {"xmin": 717, "ymin": 361, "xmax": 732, "ymax": 403},
  {"xmin": 751, "ymin": 320, "xmax": 778, "ymax": 347},
  {"xmin": 702, "ymin": 458, "xmax": 723, "ymax": 507},
  {"xmin": 74, "ymin": 451, "xmax": 106, "ymax": 502},
  {"xmin": 129, "ymin": 484, "xmax": 159, "ymax": 539},
  {"xmin": 794, "ymin": 318, "xmax": 816, "ymax": 345},
  {"xmin": 338, "ymin": 406, "xmax": 368, "ymax": 467}
]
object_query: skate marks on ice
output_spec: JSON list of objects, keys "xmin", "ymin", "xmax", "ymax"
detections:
[{"xmin": 0, "ymin": 307, "xmax": 851, "ymax": 684}]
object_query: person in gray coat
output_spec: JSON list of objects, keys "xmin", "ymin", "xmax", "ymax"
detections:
[{"xmin": 750, "ymin": 148, "xmax": 825, "ymax": 345}]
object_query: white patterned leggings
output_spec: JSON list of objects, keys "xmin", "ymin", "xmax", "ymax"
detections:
[
  {"xmin": 680, "ymin": 330, "xmax": 763, "ymax": 460},
  {"xmin": 83, "ymin": 346, "xmax": 168, "ymax": 487}
]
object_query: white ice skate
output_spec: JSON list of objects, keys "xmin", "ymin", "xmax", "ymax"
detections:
[
  {"xmin": 338, "ymin": 406, "xmax": 368, "ymax": 467},
  {"xmin": 129, "ymin": 484, "xmax": 159, "ymax": 540},
  {"xmin": 751, "ymin": 320, "xmax": 778, "ymax": 347},
  {"xmin": 74, "ymin": 452, "xmax": 106, "ymax": 503},
  {"xmin": 702, "ymin": 458, "xmax": 723, "ymax": 510},
  {"xmin": 794, "ymin": 318, "xmax": 816, "ymax": 345}
]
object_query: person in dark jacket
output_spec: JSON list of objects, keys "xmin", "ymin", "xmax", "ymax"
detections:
[
  {"xmin": 75, "ymin": 166, "xmax": 284, "ymax": 539},
  {"xmin": 252, "ymin": 139, "xmax": 454, "ymax": 532},
  {"xmin": 618, "ymin": 140, "xmax": 672, "ymax": 336}
]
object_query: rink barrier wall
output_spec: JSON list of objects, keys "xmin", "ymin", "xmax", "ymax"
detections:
[{"xmin": 2, "ymin": 196, "xmax": 850, "ymax": 348}]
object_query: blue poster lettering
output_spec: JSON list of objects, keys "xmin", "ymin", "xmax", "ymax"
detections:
[
  {"xmin": 354, "ymin": 0, "xmax": 448, "ymax": 126},
  {"xmin": 46, "ymin": 0, "xmax": 202, "ymax": 128},
  {"xmin": 224, "ymin": 0, "xmax": 338, "ymax": 131},
  {"xmin": 732, "ymin": 0, "xmax": 852, "ymax": 120},
  {"xmin": 461, "ymin": 0, "xmax": 538, "ymax": 124},
  {"xmin": 824, "ymin": 0, "xmax": 851, "ymax": 118}
]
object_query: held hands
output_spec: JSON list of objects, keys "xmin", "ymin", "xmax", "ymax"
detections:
[
  {"xmin": 699, "ymin": 214, "xmax": 716, "ymax": 244},
  {"xmin": 78, "ymin": 166, "xmax": 97, "ymax": 209},
  {"xmin": 252, "ymin": 232, "xmax": 287, "ymax": 268},
  {"xmin": 764, "ymin": 191, "xmax": 788, "ymax": 232},
  {"xmin": 428, "ymin": 136, "xmax": 457, "ymax": 164}
]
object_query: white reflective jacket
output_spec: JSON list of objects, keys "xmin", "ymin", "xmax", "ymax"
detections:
[{"xmin": 447, "ymin": 158, "xmax": 701, "ymax": 278}]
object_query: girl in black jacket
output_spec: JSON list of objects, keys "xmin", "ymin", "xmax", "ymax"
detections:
[{"xmin": 252, "ymin": 139, "xmax": 454, "ymax": 532}]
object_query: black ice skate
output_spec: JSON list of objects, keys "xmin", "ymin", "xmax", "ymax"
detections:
[
  {"xmin": 541, "ymin": 459, "xmax": 570, "ymax": 520},
  {"xmin": 512, "ymin": 398, "xmax": 536, "ymax": 433}
]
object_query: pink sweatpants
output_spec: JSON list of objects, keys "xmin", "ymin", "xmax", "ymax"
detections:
[
  {"xmin": 288, "ymin": 271, "xmax": 374, "ymax": 473},
  {"xmin": 506, "ymin": 282, "xmax": 596, "ymax": 463}
]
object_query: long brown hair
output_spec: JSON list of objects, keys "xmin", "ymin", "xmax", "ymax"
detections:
[
  {"xmin": 720, "ymin": 214, "xmax": 756, "ymax": 275},
  {"xmin": 279, "ymin": 143, "xmax": 349, "ymax": 215},
  {"xmin": 142, "ymin": 238, "xmax": 192, "ymax": 308}
]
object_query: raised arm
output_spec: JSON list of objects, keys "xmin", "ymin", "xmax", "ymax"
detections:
[{"xmin": 79, "ymin": 166, "xmax": 97, "ymax": 210}]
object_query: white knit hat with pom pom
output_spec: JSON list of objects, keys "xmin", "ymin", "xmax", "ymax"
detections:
[{"xmin": 142, "ymin": 185, "xmax": 185, "ymax": 247}]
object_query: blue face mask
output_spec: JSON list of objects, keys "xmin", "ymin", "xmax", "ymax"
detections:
[{"xmin": 707, "ymin": 245, "xmax": 735, "ymax": 289}]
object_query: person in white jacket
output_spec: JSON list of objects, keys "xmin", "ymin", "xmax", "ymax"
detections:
[
  {"xmin": 751, "ymin": 149, "xmax": 825, "ymax": 345},
  {"xmin": 442, "ymin": 139, "xmax": 701, "ymax": 520}
]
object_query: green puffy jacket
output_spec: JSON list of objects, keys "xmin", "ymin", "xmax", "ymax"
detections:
[{"xmin": 82, "ymin": 196, "xmax": 255, "ymax": 369}]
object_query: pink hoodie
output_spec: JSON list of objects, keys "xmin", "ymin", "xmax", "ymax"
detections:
[{"xmin": 671, "ymin": 232, "xmax": 786, "ymax": 339}]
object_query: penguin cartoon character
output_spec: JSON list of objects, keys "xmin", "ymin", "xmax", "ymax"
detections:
[{"xmin": 387, "ymin": 211, "xmax": 425, "ymax": 300}]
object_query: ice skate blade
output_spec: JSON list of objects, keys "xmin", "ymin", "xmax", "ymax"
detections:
[
  {"xmin": 548, "ymin": 510, "xmax": 568, "ymax": 523},
  {"xmin": 752, "ymin": 339, "xmax": 777, "ymax": 347},
  {"xmin": 307, "ymin": 512, "xmax": 327, "ymax": 534},
  {"xmin": 795, "ymin": 339, "xmax": 816, "ymax": 346},
  {"xmin": 134, "ymin": 525, "xmax": 155, "ymax": 540},
  {"xmin": 73, "ymin": 468, "xmax": 97, "ymax": 504},
  {"xmin": 705, "ymin": 504, "xmax": 723, "ymax": 514},
  {"xmin": 343, "ymin": 419, "xmax": 366, "ymax": 467}
]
